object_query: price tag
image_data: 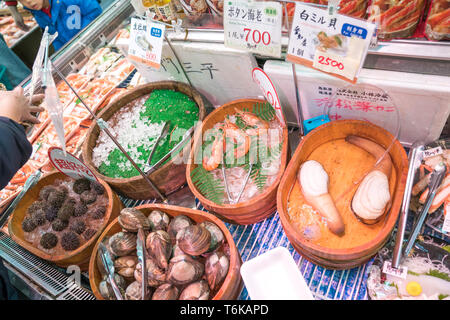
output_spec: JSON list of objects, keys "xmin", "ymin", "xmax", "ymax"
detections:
[
  {"xmin": 224, "ymin": 0, "xmax": 282, "ymax": 58},
  {"xmin": 128, "ymin": 17, "xmax": 165, "ymax": 69},
  {"xmin": 423, "ymin": 146, "xmax": 444, "ymax": 159},
  {"xmin": 286, "ymin": 3, "xmax": 376, "ymax": 83},
  {"xmin": 382, "ymin": 261, "xmax": 408, "ymax": 280},
  {"xmin": 252, "ymin": 67, "xmax": 285, "ymax": 125},
  {"xmin": 48, "ymin": 147, "xmax": 98, "ymax": 182}
]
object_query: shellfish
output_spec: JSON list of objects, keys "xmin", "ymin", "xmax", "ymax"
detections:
[
  {"xmin": 179, "ymin": 280, "xmax": 210, "ymax": 300},
  {"xmin": 200, "ymin": 221, "xmax": 224, "ymax": 252},
  {"xmin": 167, "ymin": 215, "xmax": 193, "ymax": 242},
  {"xmin": 146, "ymin": 230, "xmax": 172, "ymax": 270},
  {"xmin": 152, "ymin": 283, "xmax": 179, "ymax": 300},
  {"xmin": 114, "ymin": 256, "xmax": 139, "ymax": 280},
  {"xmin": 109, "ymin": 232, "xmax": 137, "ymax": 257},
  {"xmin": 178, "ymin": 225, "xmax": 211, "ymax": 256},
  {"xmin": 99, "ymin": 273, "xmax": 127, "ymax": 300},
  {"xmin": 205, "ymin": 251, "xmax": 229, "ymax": 291},
  {"xmin": 148, "ymin": 210, "xmax": 170, "ymax": 231},
  {"xmin": 118, "ymin": 208, "xmax": 151, "ymax": 232},
  {"xmin": 166, "ymin": 254, "xmax": 204, "ymax": 286}
]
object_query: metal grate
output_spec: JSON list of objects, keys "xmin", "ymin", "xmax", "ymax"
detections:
[
  {"xmin": 0, "ymin": 233, "xmax": 69, "ymax": 296},
  {"xmin": 57, "ymin": 283, "xmax": 96, "ymax": 300}
]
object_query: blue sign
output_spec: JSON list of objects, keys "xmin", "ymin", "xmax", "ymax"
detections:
[
  {"xmin": 151, "ymin": 27, "xmax": 162, "ymax": 38},
  {"xmin": 341, "ymin": 23, "xmax": 367, "ymax": 39}
]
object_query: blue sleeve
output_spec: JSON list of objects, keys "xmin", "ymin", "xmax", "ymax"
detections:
[
  {"xmin": 79, "ymin": 0, "xmax": 102, "ymax": 29},
  {"xmin": 0, "ymin": 117, "xmax": 32, "ymax": 190}
]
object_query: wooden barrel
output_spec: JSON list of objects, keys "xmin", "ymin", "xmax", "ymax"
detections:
[
  {"xmin": 277, "ymin": 120, "xmax": 408, "ymax": 269},
  {"xmin": 81, "ymin": 81, "xmax": 206, "ymax": 200},
  {"xmin": 186, "ymin": 99, "xmax": 289, "ymax": 225},
  {"xmin": 8, "ymin": 172, "xmax": 123, "ymax": 270},
  {"xmin": 89, "ymin": 204, "xmax": 243, "ymax": 300}
]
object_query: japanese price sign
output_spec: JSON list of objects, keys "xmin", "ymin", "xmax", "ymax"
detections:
[
  {"xmin": 287, "ymin": 3, "xmax": 376, "ymax": 83},
  {"xmin": 128, "ymin": 17, "xmax": 165, "ymax": 69},
  {"xmin": 48, "ymin": 147, "xmax": 98, "ymax": 182},
  {"xmin": 224, "ymin": 0, "xmax": 282, "ymax": 58},
  {"xmin": 252, "ymin": 67, "xmax": 285, "ymax": 125}
]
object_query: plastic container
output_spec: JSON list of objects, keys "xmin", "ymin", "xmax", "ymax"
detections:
[{"xmin": 240, "ymin": 247, "xmax": 314, "ymax": 300}]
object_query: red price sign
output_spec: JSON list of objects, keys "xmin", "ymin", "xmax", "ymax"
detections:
[
  {"xmin": 48, "ymin": 147, "xmax": 98, "ymax": 182},
  {"xmin": 317, "ymin": 56, "xmax": 344, "ymax": 70},
  {"xmin": 243, "ymin": 28, "xmax": 271, "ymax": 46},
  {"xmin": 252, "ymin": 67, "xmax": 285, "ymax": 125}
]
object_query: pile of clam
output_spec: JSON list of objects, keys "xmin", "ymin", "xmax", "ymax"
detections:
[{"xmin": 97, "ymin": 208, "xmax": 230, "ymax": 300}]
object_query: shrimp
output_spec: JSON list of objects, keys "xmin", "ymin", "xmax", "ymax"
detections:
[
  {"xmin": 223, "ymin": 119, "xmax": 250, "ymax": 159},
  {"xmin": 234, "ymin": 108, "xmax": 269, "ymax": 136},
  {"xmin": 203, "ymin": 133, "xmax": 224, "ymax": 171}
]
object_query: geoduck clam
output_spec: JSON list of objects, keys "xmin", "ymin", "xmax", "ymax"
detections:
[
  {"xmin": 146, "ymin": 230, "xmax": 172, "ymax": 270},
  {"xmin": 298, "ymin": 160, "xmax": 345, "ymax": 236}
]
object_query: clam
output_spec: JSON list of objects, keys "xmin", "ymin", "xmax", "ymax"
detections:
[
  {"xmin": 118, "ymin": 208, "xmax": 151, "ymax": 232},
  {"xmin": 146, "ymin": 230, "xmax": 172, "ymax": 270},
  {"xmin": 109, "ymin": 232, "xmax": 137, "ymax": 257},
  {"xmin": 99, "ymin": 274, "xmax": 127, "ymax": 300},
  {"xmin": 134, "ymin": 258, "xmax": 166, "ymax": 287},
  {"xmin": 166, "ymin": 254, "xmax": 204, "ymax": 286},
  {"xmin": 200, "ymin": 221, "xmax": 224, "ymax": 252},
  {"xmin": 125, "ymin": 281, "xmax": 143, "ymax": 300},
  {"xmin": 148, "ymin": 210, "xmax": 170, "ymax": 231},
  {"xmin": 114, "ymin": 256, "xmax": 139, "ymax": 280},
  {"xmin": 171, "ymin": 244, "xmax": 186, "ymax": 258},
  {"xmin": 152, "ymin": 283, "xmax": 179, "ymax": 300},
  {"xmin": 178, "ymin": 225, "xmax": 211, "ymax": 256},
  {"xmin": 205, "ymin": 251, "xmax": 229, "ymax": 291},
  {"xmin": 167, "ymin": 215, "xmax": 193, "ymax": 241},
  {"xmin": 179, "ymin": 280, "xmax": 210, "ymax": 300}
]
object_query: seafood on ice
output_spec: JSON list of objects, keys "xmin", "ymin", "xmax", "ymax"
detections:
[
  {"xmin": 298, "ymin": 160, "xmax": 345, "ymax": 236},
  {"xmin": 346, "ymin": 135, "xmax": 392, "ymax": 224},
  {"xmin": 194, "ymin": 104, "xmax": 284, "ymax": 205}
]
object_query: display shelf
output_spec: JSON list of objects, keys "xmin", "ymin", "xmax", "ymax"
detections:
[{"xmin": 5, "ymin": 0, "xmax": 448, "ymax": 300}]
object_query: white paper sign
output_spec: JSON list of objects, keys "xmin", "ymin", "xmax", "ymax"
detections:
[
  {"xmin": 128, "ymin": 17, "xmax": 165, "ymax": 69},
  {"xmin": 48, "ymin": 147, "xmax": 98, "ymax": 182},
  {"xmin": 252, "ymin": 67, "xmax": 285, "ymax": 125},
  {"xmin": 224, "ymin": 0, "xmax": 282, "ymax": 58},
  {"xmin": 382, "ymin": 261, "xmax": 408, "ymax": 280},
  {"xmin": 423, "ymin": 146, "xmax": 444, "ymax": 159},
  {"xmin": 286, "ymin": 3, "xmax": 375, "ymax": 83}
]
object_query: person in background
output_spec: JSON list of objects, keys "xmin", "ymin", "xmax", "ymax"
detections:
[
  {"xmin": 4, "ymin": 1, "xmax": 30, "ymax": 31},
  {"xmin": 0, "ymin": 87, "xmax": 43, "ymax": 300},
  {"xmin": 5, "ymin": 0, "xmax": 102, "ymax": 51}
]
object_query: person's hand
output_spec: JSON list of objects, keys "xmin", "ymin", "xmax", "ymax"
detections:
[
  {"xmin": 7, "ymin": 5, "xmax": 30, "ymax": 32},
  {"xmin": 0, "ymin": 87, "xmax": 44, "ymax": 124}
]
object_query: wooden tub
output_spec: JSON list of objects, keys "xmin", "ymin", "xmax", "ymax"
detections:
[
  {"xmin": 89, "ymin": 204, "xmax": 243, "ymax": 300},
  {"xmin": 186, "ymin": 99, "xmax": 289, "ymax": 225},
  {"xmin": 9, "ymin": 172, "xmax": 123, "ymax": 270},
  {"xmin": 277, "ymin": 120, "xmax": 408, "ymax": 269},
  {"xmin": 82, "ymin": 81, "xmax": 206, "ymax": 200}
]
